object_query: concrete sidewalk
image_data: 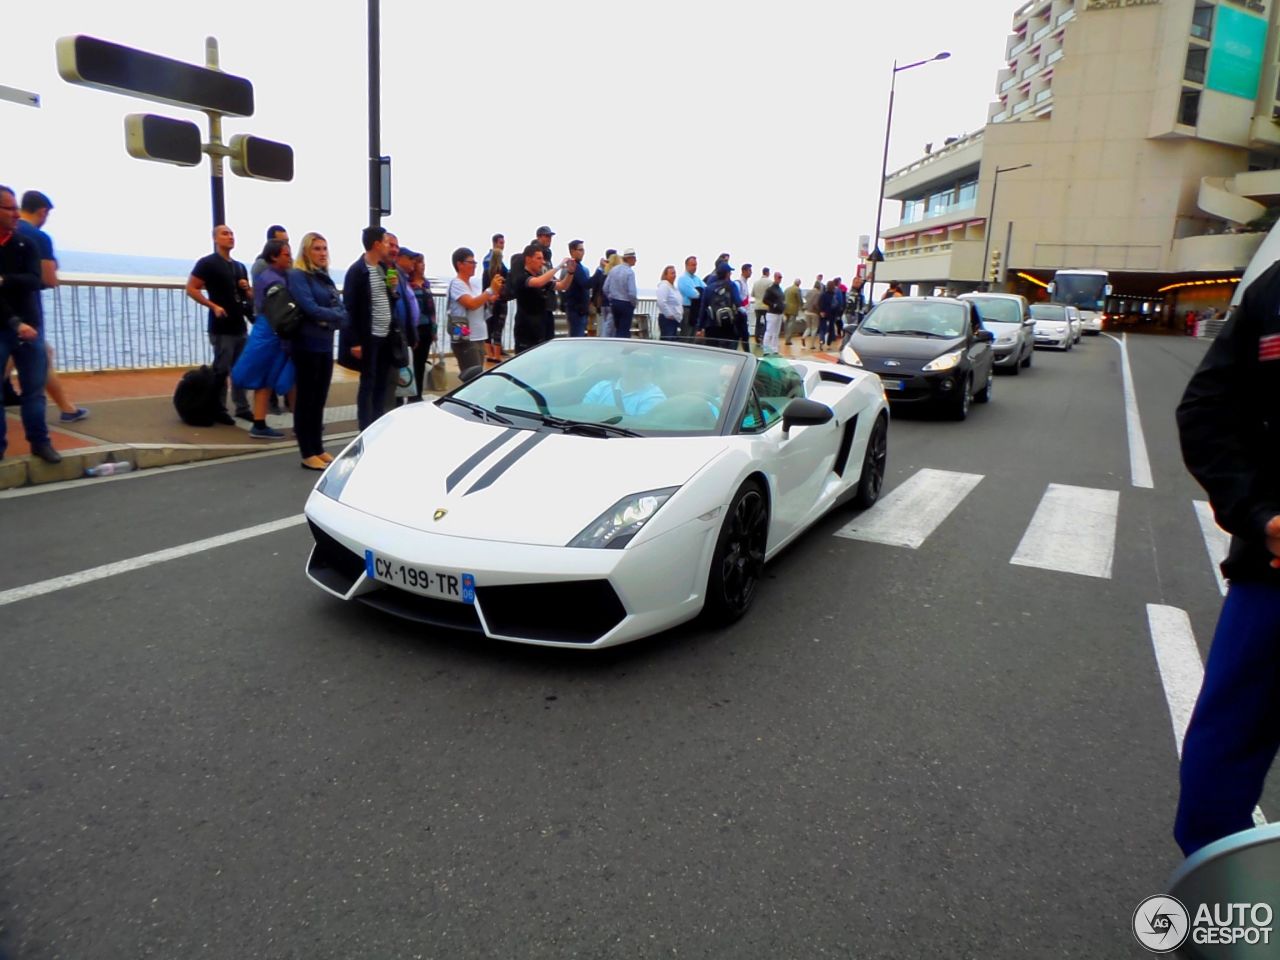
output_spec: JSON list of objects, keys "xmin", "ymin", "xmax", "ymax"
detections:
[{"xmin": 3, "ymin": 341, "xmax": 839, "ymax": 489}]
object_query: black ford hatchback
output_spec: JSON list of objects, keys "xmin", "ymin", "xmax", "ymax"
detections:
[{"xmin": 838, "ymin": 297, "xmax": 995, "ymax": 420}]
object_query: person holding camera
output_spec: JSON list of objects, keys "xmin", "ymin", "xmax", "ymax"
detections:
[{"xmin": 186, "ymin": 224, "xmax": 255, "ymax": 425}]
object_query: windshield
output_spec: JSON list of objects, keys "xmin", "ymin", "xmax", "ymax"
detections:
[
  {"xmin": 861, "ymin": 300, "xmax": 967, "ymax": 338},
  {"xmin": 1030, "ymin": 304, "xmax": 1066, "ymax": 321},
  {"xmin": 443, "ymin": 339, "xmax": 751, "ymax": 436},
  {"xmin": 1053, "ymin": 273, "xmax": 1107, "ymax": 310},
  {"xmin": 964, "ymin": 297, "xmax": 1022, "ymax": 324}
]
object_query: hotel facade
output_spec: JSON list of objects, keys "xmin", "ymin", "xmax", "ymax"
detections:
[{"xmin": 878, "ymin": 0, "xmax": 1280, "ymax": 318}]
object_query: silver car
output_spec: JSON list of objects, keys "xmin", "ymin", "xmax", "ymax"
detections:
[
  {"xmin": 1030, "ymin": 303, "xmax": 1075, "ymax": 350},
  {"xmin": 958, "ymin": 293, "xmax": 1034, "ymax": 374}
]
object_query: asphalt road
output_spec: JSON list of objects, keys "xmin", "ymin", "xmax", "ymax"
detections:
[{"xmin": 0, "ymin": 333, "xmax": 1253, "ymax": 959}]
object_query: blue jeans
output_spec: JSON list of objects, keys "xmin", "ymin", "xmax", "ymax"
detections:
[
  {"xmin": 356, "ymin": 334, "xmax": 393, "ymax": 430},
  {"xmin": 0, "ymin": 328, "xmax": 49, "ymax": 455},
  {"xmin": 1175, "ymin": 580, "xmax": 1280, "ymax": 855},
  {"xmin": 609, "ymin": 300, "xmax": 635, "ymax": 338},
  {"xmin": 658, "ymin": 316, "xmax": 680, "ymax": 341},
  {"xmin": 566, "ymin": 308, "xmax": 588, "ymax": 338}
]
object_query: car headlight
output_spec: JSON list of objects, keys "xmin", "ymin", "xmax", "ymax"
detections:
[
  {"xmin": 1056, "ymin": 324, "xmax": 1068, "ymax": 333},
  {"xmin": 840, "ymin": 344, "xmax": 863, "ymax": 367},
  {"xmin": 922, "ymin": 349, "xmax": 963, "ymax": 372},
  {"xmin": 317, "ymin": 438, "xmax": 364, "ymax": 501},
  {"xmin": 568, "ymin": 487, "xmax": 678, "ymax": 549}
]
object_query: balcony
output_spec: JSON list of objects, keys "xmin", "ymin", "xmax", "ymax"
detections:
[
  {"xmin": 1001, "ymin": 75, "xmax": 1019, "ymax": 93},
  {"xmin": 1009, "ymin": 38, "xmax": 1030, "ymax": 59},
  {"xmin": 1032, "ymin": 22, "xmax": 1054, "ymax": 42},
  {"xmin": 1057, "ymin": 8, "xmax": 1075, "ymax": 26},
  {"xmin": 1013, "ymin": 99, "xmax": 1032, "ymax": 115},
  {"xmin": 1047, "ymin": 48, "xmax": 1064, "ymax": 65},
  {"xmin": 1035, "ymin": 88, "xmax": 1053, "ymax": 104},
  {"xmin": 1023, "ymin": 63, "xmax": 1042, "ymax": 80},
  {"xmin": 992, "ymin": 110, "xmax": 1010, "ymax": 123}
]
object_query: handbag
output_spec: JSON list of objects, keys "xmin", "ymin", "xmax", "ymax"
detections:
[{"xmin": 387, "ymin": 324, "xmax": 410, "ymax": 368}]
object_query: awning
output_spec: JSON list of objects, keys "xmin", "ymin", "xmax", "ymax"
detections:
[
  {"xmin": 921, "ymin": 227, "xmax": 946, "ymax": 236},
  {"xmin": 891, "ymin": 232, "xmax": 917, "ymax": 242},
  {"xmin": 965, "ymin": 219, "xmax": 986, "ymax": 228}
]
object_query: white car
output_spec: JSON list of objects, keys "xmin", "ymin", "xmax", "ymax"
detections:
[
  {"xmin": 1065, "ymin": 305, "xmax": 1083, "ymax": 343},
  {"xmin": 305, "ymin": 338, "xmax": 890, "ymax": 649},
  {"xmin": 1030, "ymin": 304, "xmax": 1076, "ymax": 350}
]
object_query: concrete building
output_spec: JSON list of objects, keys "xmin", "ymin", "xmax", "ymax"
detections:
[{"xmin": 878, "ymin": 0, "xmax": 1280, "ymax": 320}]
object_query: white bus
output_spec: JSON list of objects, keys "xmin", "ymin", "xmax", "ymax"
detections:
[{"xmin": 1048, "ymin": 269, "xmax": 1112, "ymax": 334}]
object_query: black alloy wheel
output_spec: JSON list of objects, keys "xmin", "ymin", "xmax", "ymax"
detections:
[
  {"xmin": 852, "ymin": 414, "xmax": 889, "ymax": 509},
  {"xmin": 950, "ymin": 375, "xmax": 972, "ymax": 421},
  {"xmin": 704, "ymin": 480, "xmax": 768, "ymax": 625},
  {"xmin": 975, "ymin": 366, "xmax": 994, "ymax": 403},
  {"xmin": 1021, "ymin": 345, "xmax": 1033, "ymax": 368}
]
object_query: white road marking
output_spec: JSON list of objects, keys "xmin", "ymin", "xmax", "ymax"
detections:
[
  {"xmin": 1010, "ymin": 483, "xmax": 1119, "ymax": 579},
  {"xmin": 1145, "ymin": 603, "xmax": 1266, "ymax": 826},
  {"xmin": 834, "ymin": 468, "xmax": 984, "ymax": 548},
  {"xmin": 1192, "ymin": 500, "xmax": 1230, "ymax": 597},
  {"xmin": 0, "ymin": 514, "xmax": 306, "ymax": 607},
  {"xmin": 1105, "ymin": 333, "xmax": 1154, "ymax": 489}
]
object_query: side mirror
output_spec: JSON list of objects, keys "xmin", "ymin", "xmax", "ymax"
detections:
[
  {"xmin": 1104, "ymin": 284, "xmax": 1113, "ymax": 296},
  {"xmin": 975, "ymin": 329, "xmax": 995, "ymax": 344},
  {"xmin": 459, "ymin": 364, "xmax": 484, "ymax": 384},
  {"xmin": 782, "ymin": 397, "xmax": 834, "ymax": 434},
  {"xmin": 1023, "ymin": 317, "xmax": 1035, "ymax": 326},
  {"xmin": 1046, "ymin": 282, "xmax": 1055, "ymax": 296}
]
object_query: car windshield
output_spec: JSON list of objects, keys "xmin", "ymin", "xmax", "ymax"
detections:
[
  {"xmin": 442, "ymin": 339, "xmax": 751, "ymax": 436},
  {"xmin": 861, "ymin": 300, "xmax": 966, "ymax": 338},
  {"xmin": 1030, "ymin": 304, "xmax": 1066, "ymax": 321},
  {"xmin": 965, "ymin": 297, "xmax": 1022, "ymax": 324}
]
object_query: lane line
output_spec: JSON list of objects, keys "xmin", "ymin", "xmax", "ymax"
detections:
[
  {"xmin": 834, "ymin": 468, "xmax": 984, "ymax": 549},
  {"xmin": 1105, "ymin": 333, "xmax": 1154, "ymax": 489},
  {"xmin": 0, "ymin": 514, "xmax": 306, "ymax": 607},
  {"xmin": 1146, "ymin": 603, "xmax": 1266, "ymax": 825},
  {"xmin": 1192, "ymin": 500, "xmax": 1230, "ymax": 597},
  {"xmin": 1010, "ymin": 483, "xmax": 1119, "ymax": 579}
]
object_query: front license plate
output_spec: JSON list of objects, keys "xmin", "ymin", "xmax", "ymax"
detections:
[
  {"xmin": 880, "ymin": 379, "xmax": 904, "ymax": 392},
  {"xmin": 365, "ymin": 550, "xmax": 475, "ymax": 604}
]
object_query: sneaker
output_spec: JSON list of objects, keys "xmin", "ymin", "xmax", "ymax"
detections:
[
  {"xmin": 235, "ymin": 410, "xmax": 254, "ymax": 423},
  {"xmin": 248, "ymin": 425, "xmax": 286, "ymax": 439},
  {"xmin": 213, "ymin": 411, "xmax": 237, "ymax": 426},
  {"xmin": 59, "ymin": 407, "xmax": 90, "ymax": 423}
]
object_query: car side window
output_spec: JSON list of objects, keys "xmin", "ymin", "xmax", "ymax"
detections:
[{"xmin": 740, "ymin": 360, "xmax": 802, "ymax": 433}]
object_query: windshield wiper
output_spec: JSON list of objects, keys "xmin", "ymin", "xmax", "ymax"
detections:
[
  {"xmin": 489, "ymin": 372, "xmax": 550, "ymax": 414},
  {"xmin": 495, "ymin": 406, "xmax": 641, "ymax": 438},
  {"xmin": 885, "ymin": 329, "xmax": 948, "ymax": 338},
  {"xmin": 859, "ymin": 325, "xmax": 884, "ymax": 335},
  {"xmin": 439, "ymin": 396, "xmax": 513, "ymax": 425}
]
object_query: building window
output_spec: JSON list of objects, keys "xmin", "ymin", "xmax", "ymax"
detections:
[
  {"xmin": 1179, "ymin": 88, "xmax": 1201, "ymax": 127},
  {"xmin": 1185, "ymin": 47, "xmax": 1207, "ymax": 84},
  {"xmin": 1191, "ymin": 2, "xmax": 1213, "ymax": 41}
]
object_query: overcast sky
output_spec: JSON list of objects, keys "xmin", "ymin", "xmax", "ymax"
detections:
[{"xmin": 6, "ymin": 0, "xmax": 1013, "ymax": 284}]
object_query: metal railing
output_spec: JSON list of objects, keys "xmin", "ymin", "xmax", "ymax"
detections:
[{"xmin": 43, "ymin": 278, "xmax": 663, "ymax": 372}]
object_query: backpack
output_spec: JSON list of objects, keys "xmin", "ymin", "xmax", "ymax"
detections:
[
  {"xmin": 173, "ymin": 365, "xmax": 223, "ymax": 427},
  {"xmin": 263, "ymin": 282, "xmax": 303, "ymax": 337},
  {"xmin": 708, "ymin": 282, "xmax": 739, "ymax": 326}
]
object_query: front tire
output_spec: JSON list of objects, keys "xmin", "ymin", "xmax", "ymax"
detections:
[
  {"xmin": 703, "ymin": 480, "xmax": 768, "ymax": 625},
  {"xmin": 949, "ymin": 375, "xmax": 972, "ymax": 421},
  {"xmin": 852, "ymin": 414, "xmax": 889, "ymax": 509},
  {"xmin": 975, "ymin": 366, "xmax": 994, "ymax": 403}
]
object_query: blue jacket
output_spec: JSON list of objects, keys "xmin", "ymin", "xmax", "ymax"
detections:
[{"xmin": 288, "ymin": 268, "xmax": 347, "ymax": 354}]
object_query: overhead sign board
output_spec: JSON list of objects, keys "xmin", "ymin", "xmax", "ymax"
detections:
[
  {"xmin": 125, "ymin": 114, "xmax": 202, "ymax": 166},
  {"xmin": 229, "ymin": 134, "xmax": 294, "ymax": 182},
  {"xmin": 56, "ymin": 35, "xmax": 254, "ymax": 117}
]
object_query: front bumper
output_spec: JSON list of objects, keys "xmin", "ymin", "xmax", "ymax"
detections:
[
  {"xmin": 860, "ymin": 366, "xmax": 965, "ymax": 405},
  {"xmin": 1034, "ymin": 334, "xmax": 1069, "ymax": 349},
  {"xmin": 303, "ymin": 492, "xmax": 717, "ymax": 648},
  {"xmin": 992, "ymin": 346, "xmax": 1021, "ymax": 367}
]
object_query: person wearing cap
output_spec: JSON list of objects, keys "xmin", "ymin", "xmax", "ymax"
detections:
[
  {"xmin": 603, "ymin": 248, "xmax": 639, "ymax": 338},
  {"xmin": 535, "ymin": 226, "xmax": 558, "ymax": 343},
  {"xmin": 13, "ymin": 190, "xmax": 88, "ymax": 425},
  {"xmin": 696, "ymin": 261, "xmax": 741, "ymax": 350}
]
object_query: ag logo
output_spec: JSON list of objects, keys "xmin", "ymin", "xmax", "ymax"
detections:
[
  {"xmin": 1133, "ymin": 895, "xmax": 1190, "ymax": 953},
  {"xmin": 433, "ymin": 508, "xmax": 448, "ymax": 522}
]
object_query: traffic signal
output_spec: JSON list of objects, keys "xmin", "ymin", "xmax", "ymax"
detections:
[
  {"xmin": 124, "ymin": 113, "xmax": 202, "ymax": 166},
  {"xmin": 989, "ymin": 249, "xmax": 1002, "ymax": 283},
  {"xmin": 229, "ymin": 134, "xmax": 294, "ymax": 182}
]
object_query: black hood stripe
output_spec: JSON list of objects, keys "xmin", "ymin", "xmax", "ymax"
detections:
[
  {"xmin": 446, "ymin": 430, "xmax": 520, "ymax": 493},
  {"xmin": 464, "ymin": 432, "xmax": 548, "ymax": 496}
]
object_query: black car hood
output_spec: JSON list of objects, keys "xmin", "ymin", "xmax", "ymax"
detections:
[{"xmin": 849, "ymin": 330, "xmax": 965, "ymax": 362}]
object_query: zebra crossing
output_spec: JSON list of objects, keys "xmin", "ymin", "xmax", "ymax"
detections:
[{"xmin": 836, "ymin": 468, "xmax": 1220, "ymax": 589}]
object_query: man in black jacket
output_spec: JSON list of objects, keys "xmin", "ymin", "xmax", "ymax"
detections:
[
  {"xmin": 343, "ymin": 225, "xmax": 398, "ymax": 429},
  {"xmin": 1175, "ymin": 261, "xmax": 1280, "ymax": 855},
  {"xmin": 0, "ymin": 184, "xmax": 59, "ymax": 463}
]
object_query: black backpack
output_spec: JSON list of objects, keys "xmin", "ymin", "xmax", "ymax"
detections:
[
  {"xmin": 264, "ymin": 282, "xmax": 304, "ymax": 337},
  {"xmin": 173, "ymin": 365, "xmax": 223, "ymax": 426},
  {"xmin": 708, "ymin": 282, "xmax": 739, "ymax": 326}
]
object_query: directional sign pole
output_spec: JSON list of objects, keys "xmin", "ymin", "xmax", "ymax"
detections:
[
  {"xmin": 0, "ymin": 83, "xmax": 41, "ymax": 108},
  {"xmin": 205, "ymin": 37, "xmax": 226, "ymax": 230},
  {"xmin": 368, "ymin": 0, "xmax": 382, "ymax": 227}
]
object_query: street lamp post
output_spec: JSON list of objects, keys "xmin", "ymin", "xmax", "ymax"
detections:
[
  {"xmin": 867, "ymin": 51, "xmax": 950, "ymax": 304},
  {"xmin": 980, "ymin": 163, "xmax": 1032, "ymax": 291}
]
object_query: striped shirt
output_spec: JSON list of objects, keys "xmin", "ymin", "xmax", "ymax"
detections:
[{"xmin": 367, "ymin": 262, "xmax": 392, "ymax": 337}]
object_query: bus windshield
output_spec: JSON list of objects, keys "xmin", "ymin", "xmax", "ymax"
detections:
[{"xmin": 1053, "ymin": 273, "xmax": 1107, "ymax": 310}]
